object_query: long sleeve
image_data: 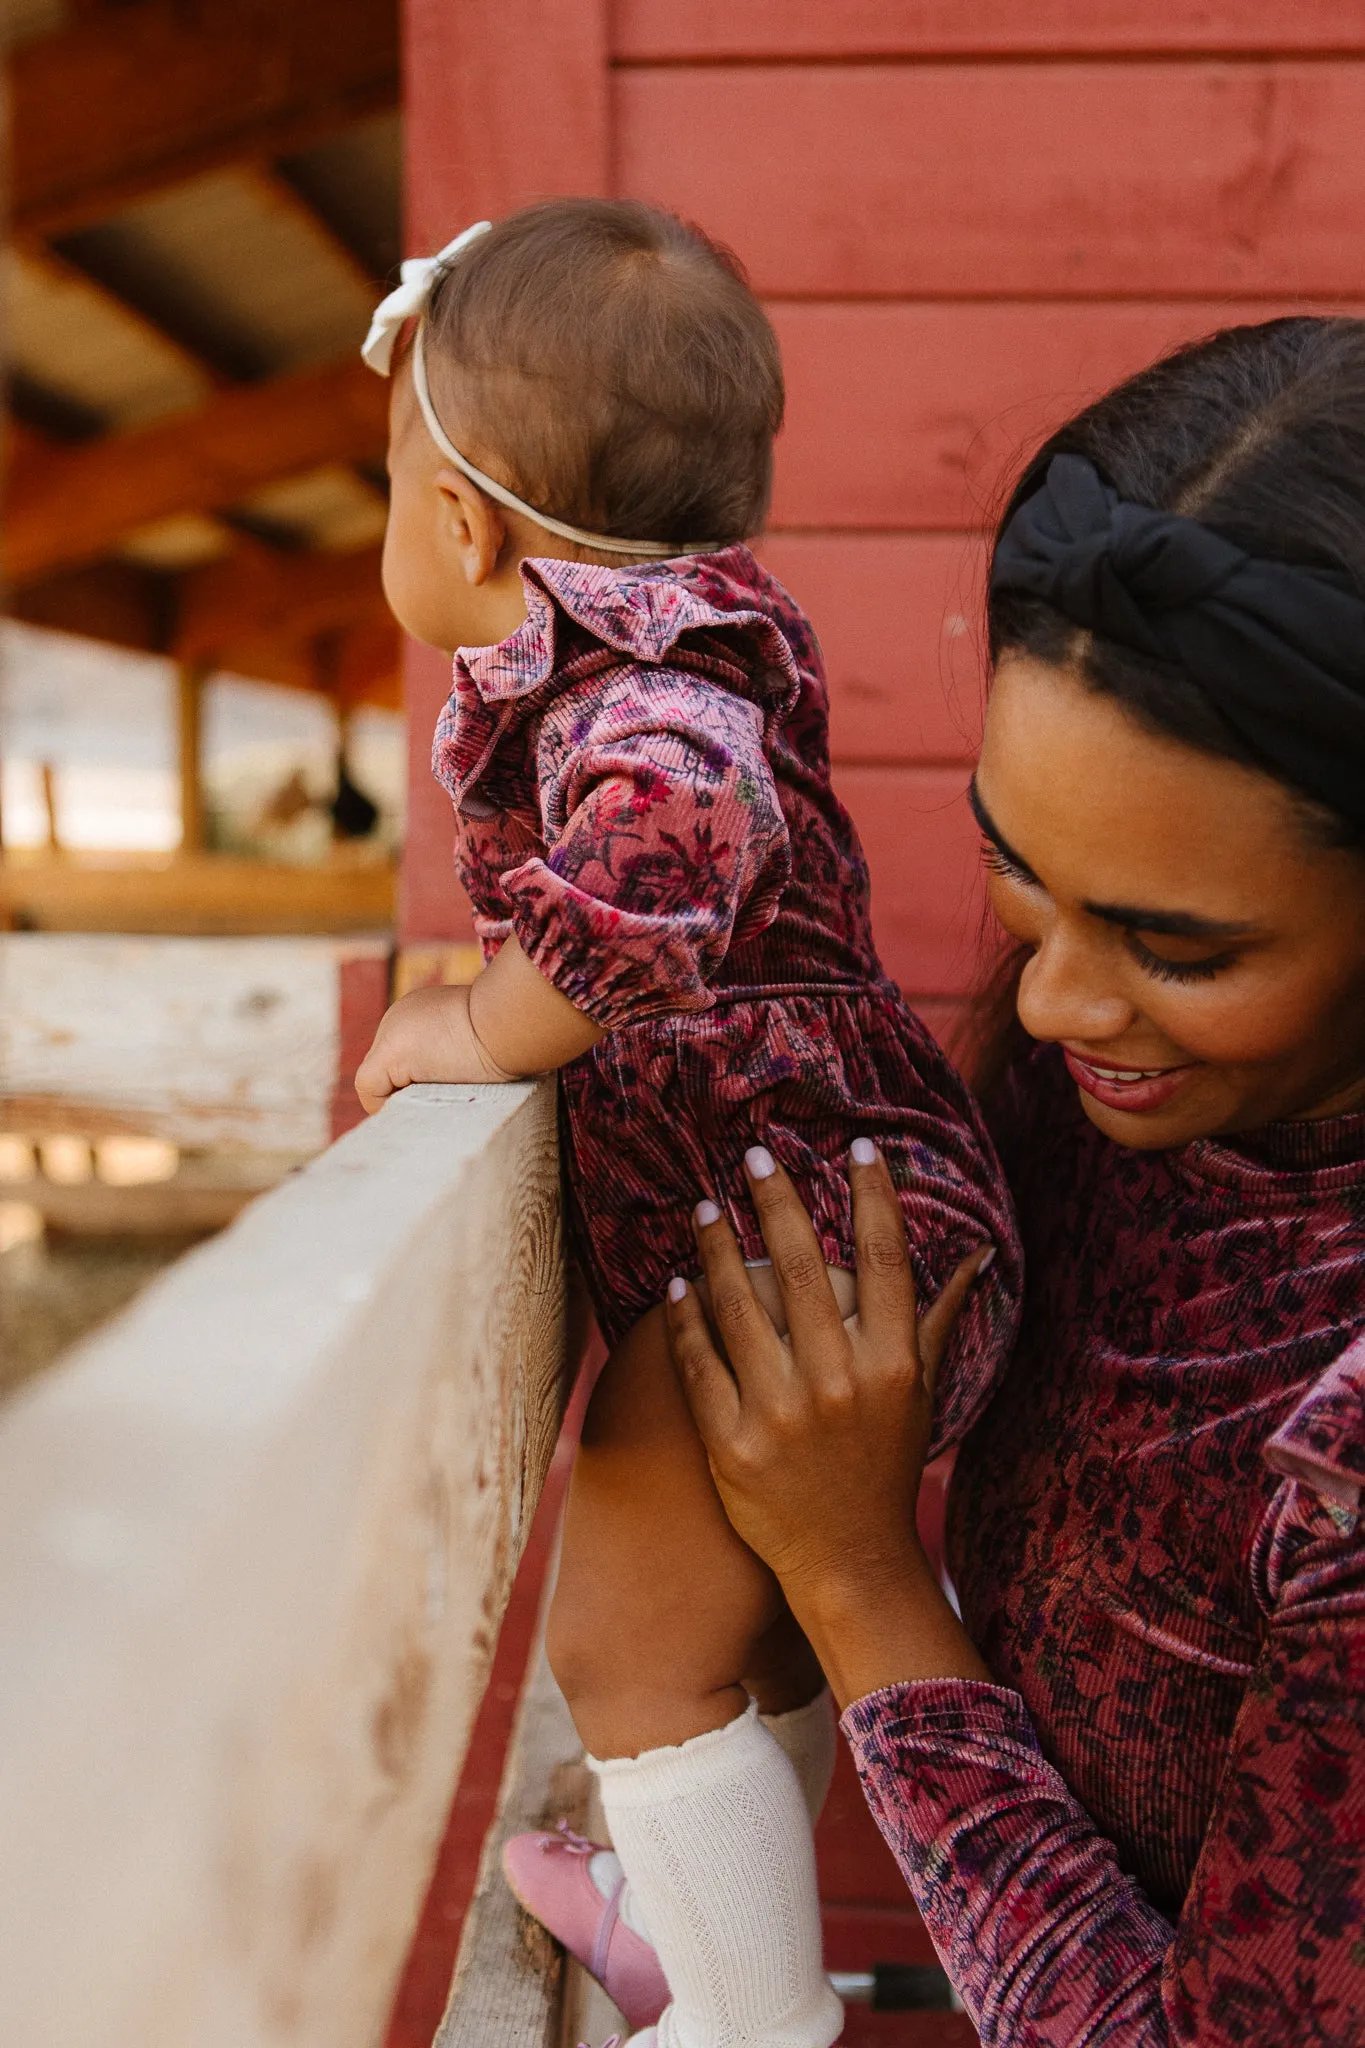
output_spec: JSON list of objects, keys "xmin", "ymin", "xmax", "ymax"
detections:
[
  {"xmin": 500, "ymin": 666, "xmax": 791, "ymax": 1029},
  {"xmin": 841, "ymin": 1471, "xmax": 1365, "ymax": 2046}
]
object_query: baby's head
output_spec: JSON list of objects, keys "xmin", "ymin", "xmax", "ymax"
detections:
[{"xmin": 380, "ymin": 199, "xmax": 784, "ymax": 651}]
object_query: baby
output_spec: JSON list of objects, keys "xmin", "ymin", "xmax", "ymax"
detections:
[{"xmin": 356, "ymin": 200, "xmax": 1020, "ymax": 2048}]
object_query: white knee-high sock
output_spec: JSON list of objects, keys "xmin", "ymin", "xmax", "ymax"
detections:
[
  {"xmin": 588, "ymin": 1691, "xmax": 837, "ymax": 1944},
  {"xmin": 760, "ymin": 1689, "xmax": 837, "ymax": 1829},
  {"xmin": 591, "ymin": 1701, "xmax": 842, "ymax": 2048}
]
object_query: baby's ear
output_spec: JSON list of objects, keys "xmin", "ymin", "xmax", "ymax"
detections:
[{"xmin": 436, "ymin": 468, "xmax": 507, "ymax": 584}]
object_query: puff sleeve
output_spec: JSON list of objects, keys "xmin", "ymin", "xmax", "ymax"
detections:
[{"xmin": 499, "ymin": 666, "xmax": 791, "ymax": 1029}]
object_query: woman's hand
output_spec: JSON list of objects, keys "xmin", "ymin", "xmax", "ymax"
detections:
[{"xmin": 665, "ymin": 1144, "xmax": 993, "ymax": 1706}]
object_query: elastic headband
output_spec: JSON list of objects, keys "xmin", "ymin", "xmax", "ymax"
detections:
[
  {"xmin": 990, "ymin": 452, "xmax": 1365, "ymax": 833},
  {"xmin": 362, "ymin": 222, "xmax": 718, "ymax": 560}
]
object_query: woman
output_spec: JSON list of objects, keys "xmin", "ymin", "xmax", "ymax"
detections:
[{"xmin": 665, "ymin": 317, "xmax": 1365, "ymax": 2045}]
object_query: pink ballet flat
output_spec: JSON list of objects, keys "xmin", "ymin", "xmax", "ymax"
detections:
[{"xmin": 502, "ymin": 1823, "xmax": 669, "ymax": 2031}]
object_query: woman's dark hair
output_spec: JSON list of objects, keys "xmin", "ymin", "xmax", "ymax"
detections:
[
  {"xmin": 423, "ymin": 198, "xmax": 784, "ymax": 548},
  {"xmin": 968, "ymin": 317, "xmax": 1365, "ymax": 1098},
  {"xmin": 988, "ymin": 315, "xmax": 1365, "ymax": 850}
]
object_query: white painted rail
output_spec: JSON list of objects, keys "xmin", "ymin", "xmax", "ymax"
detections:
[{"xmin": 0, "ymin": 1080, "xmax": 568, "ymax": 2048}]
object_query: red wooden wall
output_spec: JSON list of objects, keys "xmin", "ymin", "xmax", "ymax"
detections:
[{"xmin": 401, "ymin": 1, "xmax": 1365, "ymax": 1027}]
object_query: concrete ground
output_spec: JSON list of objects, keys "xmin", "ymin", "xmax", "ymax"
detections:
[{"xmin": 0, "ymin": 1230, "xmax": 213, "ymax": 1399}]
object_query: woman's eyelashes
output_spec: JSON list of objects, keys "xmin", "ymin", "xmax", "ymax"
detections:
[
  {"xmin": 1126, "ymin": 935, "xmax": 1239, "ymax": 984},
  {"xmin": 981, "ymin": 842, "xmax": 1238, "ymax": 984},
  {"xmin": 981, "ymin": 843, "xmax": 1035, "ymax": 886}
]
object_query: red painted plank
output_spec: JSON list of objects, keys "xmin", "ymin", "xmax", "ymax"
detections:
[
  {"xmin": 331, "ymin": 951, "xmax": 392, "ymax": 1140},
  {"xmin": 404, "ymin": 0, "xmax": 608, "ymax": 249},
  {"xmin": 402, "ymin": 0, "xmax": 609, "ymax": 939},
  {"xmin": 835, "ymin": 765, "xmax": 986, "ymax": 997},
  {"xmin": 402, "ymin": 637, "xmax": 477, "ymax": 945},
  {"xmin": 613, "ymin": 0, "xmax": 1365, "ymax": 60},
  {"xmin": 618, "ymin": 63, "xmax": 1365, "ymax": 299},
  {"xmin": 757, "ymin": 535, "xmax": 986, "ymax": 764},
  {"xmin": 383, "ymin": 1371, "xmax": 595, "ymax": 2048},
  {"xmin": 767, "ymin": 299, "xmax": 1365, "ymax": 531}
]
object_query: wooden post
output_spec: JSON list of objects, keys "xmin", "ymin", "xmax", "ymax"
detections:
[
  {"xmin": 38, "ymin": 760, "xmax": 61, "ymax": 851},
  {"xmin": 177, "ymin": 661, "xmax": 207, "ymax": 854}
]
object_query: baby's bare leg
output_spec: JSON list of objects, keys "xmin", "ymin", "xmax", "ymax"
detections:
[
  {"xmin": 546, "ymin": 1292, "xmax": 846, "ymax": 2048},
  {"xmin": 547, "ymin": 1262, "xmax": 853, "ymax": 1761},
  {"xmin": 548, "ymin": 1301, "xmax": 784, "ymax": 1759}
]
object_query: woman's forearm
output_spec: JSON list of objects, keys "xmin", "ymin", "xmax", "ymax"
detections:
[{"xmin": 783, "ymin": 1550, "xmax": 991, "ymax": 1711}]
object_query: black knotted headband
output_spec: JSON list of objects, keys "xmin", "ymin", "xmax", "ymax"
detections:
[{"xmin": 989, "ymin": 452, "xmax": 1365, "ymax": 834}]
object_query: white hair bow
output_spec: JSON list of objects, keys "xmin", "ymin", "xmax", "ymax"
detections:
[
  {"xmin": 361, "ymin": 220, "xmax": 492, "ymax": 375},
  {"xmin": 359, "ymin": 219, "xmax": 716, "ymax": 558}
]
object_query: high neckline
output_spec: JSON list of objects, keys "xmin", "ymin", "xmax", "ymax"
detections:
[{"xmin": 1184, "ymin": 1106, "xmax": 1365, "ymax": 1189}]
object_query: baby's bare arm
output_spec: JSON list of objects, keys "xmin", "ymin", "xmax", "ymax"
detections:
[{"xmin": 354, "ymin": 938, "xmax": 604, "ymax": 1113}]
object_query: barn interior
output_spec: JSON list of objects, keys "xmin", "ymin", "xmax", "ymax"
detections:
[{"xmin": 2, "ymin": 0, "xmax": 404, "ymax": 1384}]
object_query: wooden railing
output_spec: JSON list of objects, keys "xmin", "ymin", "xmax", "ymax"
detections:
[{"xmin": 0, "ymin": 1078, "xmax": 569, "ymax": 2047}]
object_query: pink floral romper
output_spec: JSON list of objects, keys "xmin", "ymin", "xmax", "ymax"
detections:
[{"xmin": 434, "ymin": 544, "xmax": 1020, "ymax": 1424}]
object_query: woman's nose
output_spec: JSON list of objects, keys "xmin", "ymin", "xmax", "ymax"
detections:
[{"xmin": 1015, "ymin": 926, "xmax": 1134, "ymax": 1046}]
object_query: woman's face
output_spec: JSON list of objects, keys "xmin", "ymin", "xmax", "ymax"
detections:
[{"xmin": 975, "ymin": 655, "xmax": 1365, "ymax": 1146}]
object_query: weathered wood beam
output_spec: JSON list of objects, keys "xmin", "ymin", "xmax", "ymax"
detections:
[
  {"xmin": 4, "ymin": 359, "xmax": 389, "ymax": 582},
  {"xmin": 11, "ymin": 0, "xmax": 399, "ymax": 240},
  {"xmin": 0, "ymin": 860, "xmax": 395, "ymax": 948},
  {"xmin": 175, "ymin": 544, "xmax": 390, "ymax": 664},
  {"xmin": 0, "ymin": 1077, "xmax": 568, "ymax": 2048},
  {"xmin": 9, "ymin": 546, "xmax": 399, "ymax": 710},
  {"xmin": 8, "ymin": 559, "xmax": 177, "ymax": 652}
]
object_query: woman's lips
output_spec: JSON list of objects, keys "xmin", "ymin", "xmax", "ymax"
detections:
[{"xmin": 1062, "ymin": 1047, "xmax": 1196, "ymax": 1114}]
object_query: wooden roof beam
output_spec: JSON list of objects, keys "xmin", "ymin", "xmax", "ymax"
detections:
[
  {"xmin": 11, "ymin": 0, "xmax": 399, "ymax": 240},
  {"xmin": 4, "ymin": 360, "xmax": 390, "ymax": 583},
  {"xmin": 9, "ymin": 543, "xmax": 398, "ymax": 707},
  {"xmin": 175, "ymin": 545, "xmax": 391, "ymax": 665}
]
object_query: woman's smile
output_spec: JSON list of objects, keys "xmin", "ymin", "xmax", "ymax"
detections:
[{"xmin": 1061, "ymin": 1047, "xmax": 1197, "ymax": 1114}]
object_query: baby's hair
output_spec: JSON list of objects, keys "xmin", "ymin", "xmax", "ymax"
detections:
[{"xmin": 422, "ymin": 198, "xmax": 784, "ymax": 550}]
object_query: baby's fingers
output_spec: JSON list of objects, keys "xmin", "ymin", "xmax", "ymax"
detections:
[{"xmin": 354, "ymin": 1047, "xmax": 397, "ymax": 1117}]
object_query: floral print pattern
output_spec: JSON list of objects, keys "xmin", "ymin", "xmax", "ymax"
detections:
[
  {"xmin": 843, "ymin": 1045, "xmax": 1365, "ymax": 2045},
  {"xmin": 432, "ymin": 545, "xmax": 1022, "ymax": 1368}
]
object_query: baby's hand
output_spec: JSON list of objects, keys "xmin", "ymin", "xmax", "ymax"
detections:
[{"xmin": 354, "ymin": 985, "xmax": 514, "ymax": 1114}]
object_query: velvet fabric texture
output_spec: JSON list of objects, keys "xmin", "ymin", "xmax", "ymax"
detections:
[
  {"xmin": 433, "ymin": 545, "xmax": 1022, "ymax": 1375},
  {"xmin": 844, "ymin": 1045, "xmax": 1365, "ymax": 2045}
]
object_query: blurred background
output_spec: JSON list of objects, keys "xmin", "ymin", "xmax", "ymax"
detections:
[{"xmin": 2, "ymin": 0, "xmax": 405, "ymax": 1384}]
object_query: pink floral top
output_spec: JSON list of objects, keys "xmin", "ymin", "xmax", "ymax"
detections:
[
  {"xmin": 433, "ymin": 544, "xmax": 878, "ymax": 1021},
  {"xmin": 431, "ymin": 545, "xmax": 1022, "ymax": 1367}
]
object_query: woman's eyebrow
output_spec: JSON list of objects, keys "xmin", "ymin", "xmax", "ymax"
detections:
[
  {"xmin": 968, "ymin": 778, "xmax": 1042, "ymax": 884},
  {"xmin": 969, "ymin": 779, "xmax": 1258, "ymax": 941},
  {"xmin": 1080, "ymin": 900, "xmax": 1258, "ymax": 941}
]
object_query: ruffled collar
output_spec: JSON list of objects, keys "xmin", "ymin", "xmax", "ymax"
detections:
[
  {"xmin": 435, "ymin": 545, "xmax": 805, "ymax": 809},
  {"xmin": 460, "ymin": 545, "xmax": 801, "ymax": 706}
]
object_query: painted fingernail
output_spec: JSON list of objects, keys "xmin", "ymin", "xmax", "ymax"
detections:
[
  {"xmin": 745, "ymin": 1145, "xmax": 776, "ymax": 1179},
  {"xmin": 667, "ymin": 1275, "xmax": 688, "ymax": 1303},
  {"xmin": 850, "ymin": 1137, "xmax": 878, "ymax": 1167},
  {"xmin": 694, "ymin": 1199, "xmax": 722, "ymax": 1228},
  {"xmin": 977, "ymin": 1243, "xmax": 997, "ymax": 1274}
]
